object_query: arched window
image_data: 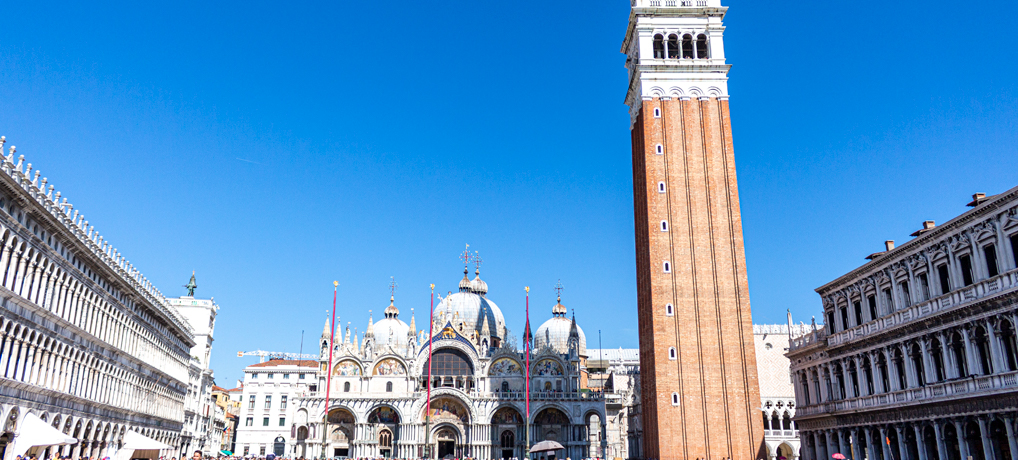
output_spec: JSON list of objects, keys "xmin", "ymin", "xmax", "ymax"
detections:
[
  {"xmin": 671, "ymin": 393, "xmax": 679, "ymax": 405},
  {"xmin": 974, "ymin": 326, "xmax": 992, "ymax": 375},
  {"xmin": 892, "ymin": 349, "xmax": 906, "ymax": 389},
  {"xmin": 653, "ymin": 34, "xmax": 665, "ymax": 59},
  {"xmin": 951, "ymin": 331, "xmax": 968, "ymax": 377},
  {"xmin": 1000, "ymin": 320, "xmax": 1018, "ymax": 371},
  {"xmin": 501, "ymin": 430, "xmax": 515, "ymax": 449},
  {"xmin": 501, "ymin": 381, "xmax": 509, "ymax": 392},
  {"xmin": 654, "ymin": 108, "xmax": 661, "ymax": 118},
  {"xmin": 425, "ymin": 349, "xmax": 474, "ymax": 376},
  {"xmin": 656, "ymin": 144, "xmax": 663, "ymax": 154},
  {"xmin": 661, "ymin": 221, "xmax": 668, "ymax": 232},
  {"xmin": 665, "ymin": 303, "xmax": 674, "ymax": 316},
  {"xmin": 930, "ymin": 337, "xmax": 946, "ymax": 381},
  {"xmin": 667, "ymin": 34, "xmax": 679, "ymax": 59},
  {"xmin": 385, "ymin": 381, "xmax": 393, "ymax": 392},
  {"xmin": 782, "ymin": 412, "xmax": 792, "ymax": 430},
  {"xmin": 379, "ymin": 430, "xmax": 392, "ymax": 448},
  {"xmin": 681, "ymin": 34, "xmax": 693, "ymax": 59},
  {"xmin": 696, "ymin": 34, "xmax": 708, "ymax": 59},
  {"xmin": 663, "ymin": 261, "xmax": 671, "ymax": 273},
  {"xmin": 343, "ymin": 382, "xmax": 350, "ymax": 392},
  {"xmin": 658, "ymin": 182, "xmax": 666, "ymax": 193},
  {"xmin": 668, "ymin": 347, "xmax": 676, "ymax": 360}
]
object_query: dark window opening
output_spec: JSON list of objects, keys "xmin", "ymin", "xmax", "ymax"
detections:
[
  {"xmin": 386, "ymin": 381, "xmax": 393, "ymax": 392},
  {"xmin": 937, "ymin": 264, "xmax": 951, "ymax": 295},
  {"xmin": 826, "ymin": 312, "xmax": 835, "ymax": 332},
  {"xmin": 424, "ymin": 349, "xmax": 474, "ymax": 376},
  {"xmin": 695, "ymin": 34, "xmax": 708, "ymax": 59},
  {"xmin": 883, "ymin": 288, "xmax": 894, "ymax": 312},
  {"xmin": 853, "ymin": 301, "xmax": 863, "ymax": 325},
  {"xmin": 960, "ymin": 255, "xmax": 974, "ymax": 286},
  {"xmin": 1011, "ymin": 234, "xmax": 1018, "ymax": 271},
  {"xmin": 344, "ymin": 382, "xmax": 350, "ymax": 392},
  {"xmin": 839, "ymin": 307, "xmax": 849, "ymax": 331},
  {"xmin": 917, "ymin": 273, "xmax": 930, "ymax": 301},
  {"xmin": 984, "ymin": 245, "xmax": 999, "ymax": 277},
  {"xmin": 667, "ymin": 34, "xmax": 679, "ymax": 59},
  {"xmin": 867, "ymin": 295, "xmax": 878, "ymax": 320},
  {"xmin": 653, "ymin": 35, "xmax": 665, "ymax": 59},
  {"xmin": 930, "ymin": 338, "xmax": 946, "ymax": 381},
  {"xmin": 951, "ymin": 332, "xmax": 968, "ymax": 377},
  {"xmin": 681, "ymin": 34, "xmax": 693, "ymax": 59},
  {"xmin": 910, "ymin": 344, "xmax": 925, "ymax": 387},
  {"xmin": 900, "ymin": 281, "xmax": 911, "ymax": 307}
]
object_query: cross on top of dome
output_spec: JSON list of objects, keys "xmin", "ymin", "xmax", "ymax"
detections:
[{"xmin": 552, "ymin": 279, "xmax": 567, "ymax": 316}]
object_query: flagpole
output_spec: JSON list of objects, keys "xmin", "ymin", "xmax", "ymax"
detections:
[
  {"xmin": 524, "ymin": 286, "xmax": 531, "ymax": 460},
  {"xmin": 321, "ymin": 281, "xmax": 338, "ymax": 460},
  {"xmin": 425, "ymin": 284, "xmax": 436, "ymax": 459}
]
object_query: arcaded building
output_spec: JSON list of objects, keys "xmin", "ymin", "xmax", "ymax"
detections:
[
  {"xmin": 0, "ymin": 137, "xmax": 195, "ymax": 457},
  {"xmin": 788, "ymin": 187, "xmax": 1018, "ymax": 460},
  {"xmin": 621, "ymin": 0, "xmax": 764, "ymax": 458}
]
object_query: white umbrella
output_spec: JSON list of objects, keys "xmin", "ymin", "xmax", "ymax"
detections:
[
  {"xmin": 530, "ymin": 440, "xmax": 565, "ymax": 453},
  {"xmin": 114, "ymin": 431, "xmax": 174, "ymax": 460},
  {"xmin": 9, "ymin": 412, "xmax": 77, "ymax": 458}
]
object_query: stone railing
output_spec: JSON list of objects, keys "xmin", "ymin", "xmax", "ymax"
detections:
[
  {"xmin": 0, "ymin": 140, "xmax": 192, "ymax": 340},
  {"xmin": 826, "ymin": 270, "xmax": 1018, "ymax": 349},
  {"xmin": 636, "ymin": 0, "xmax": 712, "ymax": 7},
  {"xmin": 795, "ymin": 370, "xmax": 1018, "ymax": 418},
  {"xmin": 764, "ymin": 429, "xmax": 799, "ymax": 439},
  {"xmin": 789, "ymin": 328, "xmax": 828, "ymax": 352}
]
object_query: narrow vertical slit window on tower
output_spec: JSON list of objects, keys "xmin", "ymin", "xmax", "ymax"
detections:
[
  {"xmin": 681, "ymin": 34, "xmax": 693, "ymax": 59},
  {"xmin": 695, "ymin": 34, "xmax": 709, "ymax": 58},
  {"xmin": 665, "ymin": 303, "xmax": 674, "ymax": 316},
  {"xmin": 654, "ymin": 108, "xmax": 661, "ymax": 118},
  {"xmin": 671, "ymin": 393, "xmax": 679, "ymax": 406},
  {"xmin": 663, "ymin": 261, "xmax": 671, "ymax": 273},
  {"xmin": 937, "ymin": 263, "xmax": 951, "ymax": 294},
  {"xmin": 661, "ymin": 220, "xmax": 668, "ymax": 232},
  {"xmin": 960, "ymin": 254, "xmax": 974, "ymax": 286},
  {"xmin": 658, "ymin": 182, "xmax": 666, "ymax": 193},
  {"xmin": 984, "ymin": 244, "xmax": 999, "ymax": 277},
  {"xmin": 655, "ymin": 144, "xmax": 663, "ymax": 155},
  {"xmin": 653, "ymin": 34, "xmax": 665, "ymax": 59},
  {"xmin": 668, "ymin": 347, "xmax": 677, "ymax": 360},
  {"xmin": 667, "ymin": 34, "xmax": 679, "ymax": 59}
]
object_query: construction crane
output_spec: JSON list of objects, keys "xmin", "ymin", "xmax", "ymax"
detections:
[{"xmin": 236, "ymin": 350, "xmax": 319, "ymax": 363}]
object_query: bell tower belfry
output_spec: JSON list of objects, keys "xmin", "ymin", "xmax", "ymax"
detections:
[{"xmin": 621, "ymin": 1, "xmax": 764, "ymax": 459}]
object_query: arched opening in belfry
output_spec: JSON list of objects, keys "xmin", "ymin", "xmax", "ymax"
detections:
[
  {"xmin": 653, "ymin": 35, "xmax": 665, "ymax": 59},
  {"xmin": 696, "ymin": 34, "xmax": 709, "ymax": 58},
  {"xmin": 681, "ymin": 34, "xmax": 693, "ymax": 59},
  {"xmin": 667, "ymin": 34, "xmax": 679, "ymax": 59}
]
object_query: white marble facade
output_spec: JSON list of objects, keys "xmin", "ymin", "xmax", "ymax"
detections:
[{"xmin": 282, "ymin": 267, "xmax": 606, "ymax": 459}]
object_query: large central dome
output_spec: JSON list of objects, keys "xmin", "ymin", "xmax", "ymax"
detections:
[{"xmin": 434, "ymin": 268, "xmax": 506, "ymax": 340}]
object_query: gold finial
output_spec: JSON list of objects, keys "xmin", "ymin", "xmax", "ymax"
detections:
[
  {"xmin": 430, "ymin": 283, "xmax": 435, "ymax": 290},
  {"xmin": 333, "ymin": 281, "xmax": 339, "ymax": 287},
  {"xmin": 525, "ymin": 286, "xmax": 530, "ymax": 293}
]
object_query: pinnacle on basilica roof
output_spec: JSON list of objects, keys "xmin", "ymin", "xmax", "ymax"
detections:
[
  {"xmin": 408, "ymin": 309, "xmax": 416, "ymax": 336},
  {"xmin": 323, "ymin": 317, "xmax": 331, "ymax": 337},
  {"xmin": 365, "ymin": 311, "xmax": 374, "ymax": 336}
]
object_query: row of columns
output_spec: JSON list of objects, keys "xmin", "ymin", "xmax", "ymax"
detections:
[
  {"xmin": 801, "ymin": 415, "xmax": 1018, "ymax": 460},
  {"xmin": 0, "ymin": 318, "xmax": 184, "ymax": 421},
  {"xmin": 796, "ymin": 315, "xmax": 1018, "ymax": 406}
]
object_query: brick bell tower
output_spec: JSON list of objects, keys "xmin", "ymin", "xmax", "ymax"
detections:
[{"xmin": 621, "ymin": 1, "xmax": 764, "ymax": 459}]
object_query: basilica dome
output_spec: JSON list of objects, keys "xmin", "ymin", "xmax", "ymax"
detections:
[
  {"xmin": 434, "ymin": 268, "xmax": 505, "ymax": 340},
  {"xmin": 372, "ymin": 297, "xmax": 411, "ymax": 350},
  {"xmin": 534, "ymin": 298, "xmax": 586, "ymax": 356}
]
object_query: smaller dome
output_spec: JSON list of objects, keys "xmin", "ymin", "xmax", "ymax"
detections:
[
  {"xmin": 458, "ymin": 268, "xmax": 472, "ymax": 292},
  {"xmin": 384, "ymin": 296, "xmax": 399, "ymax": 318},
  {"xmin": 552, "ymin": 296, "xmax": 566, "ymax": 315},
  {"xmin": 471, "ymin": 270, "xmax": 488, "ymax": 295}
]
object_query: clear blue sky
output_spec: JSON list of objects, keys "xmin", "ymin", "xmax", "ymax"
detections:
[{"xmin": 1, "ymin": 0, "xmax": 1016, "ymax": 386}]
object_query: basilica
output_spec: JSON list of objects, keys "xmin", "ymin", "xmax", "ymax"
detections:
[{"xmin": 289, "ymin": 264, "xmax": 606, "ymax": 459}]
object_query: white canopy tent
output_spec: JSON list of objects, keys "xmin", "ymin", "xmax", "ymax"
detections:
[
  {"xmin": 111, "ymin": 431, "xmax": 172, "ymax": 460},
  {"xmin": 7, "ymin": 412, "xmax": 77, "ymax": 459}
]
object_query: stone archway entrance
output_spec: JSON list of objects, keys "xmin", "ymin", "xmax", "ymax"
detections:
[{"xmin": 436, "ymin": 427, "xmax": 458, "ymax": 459}]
